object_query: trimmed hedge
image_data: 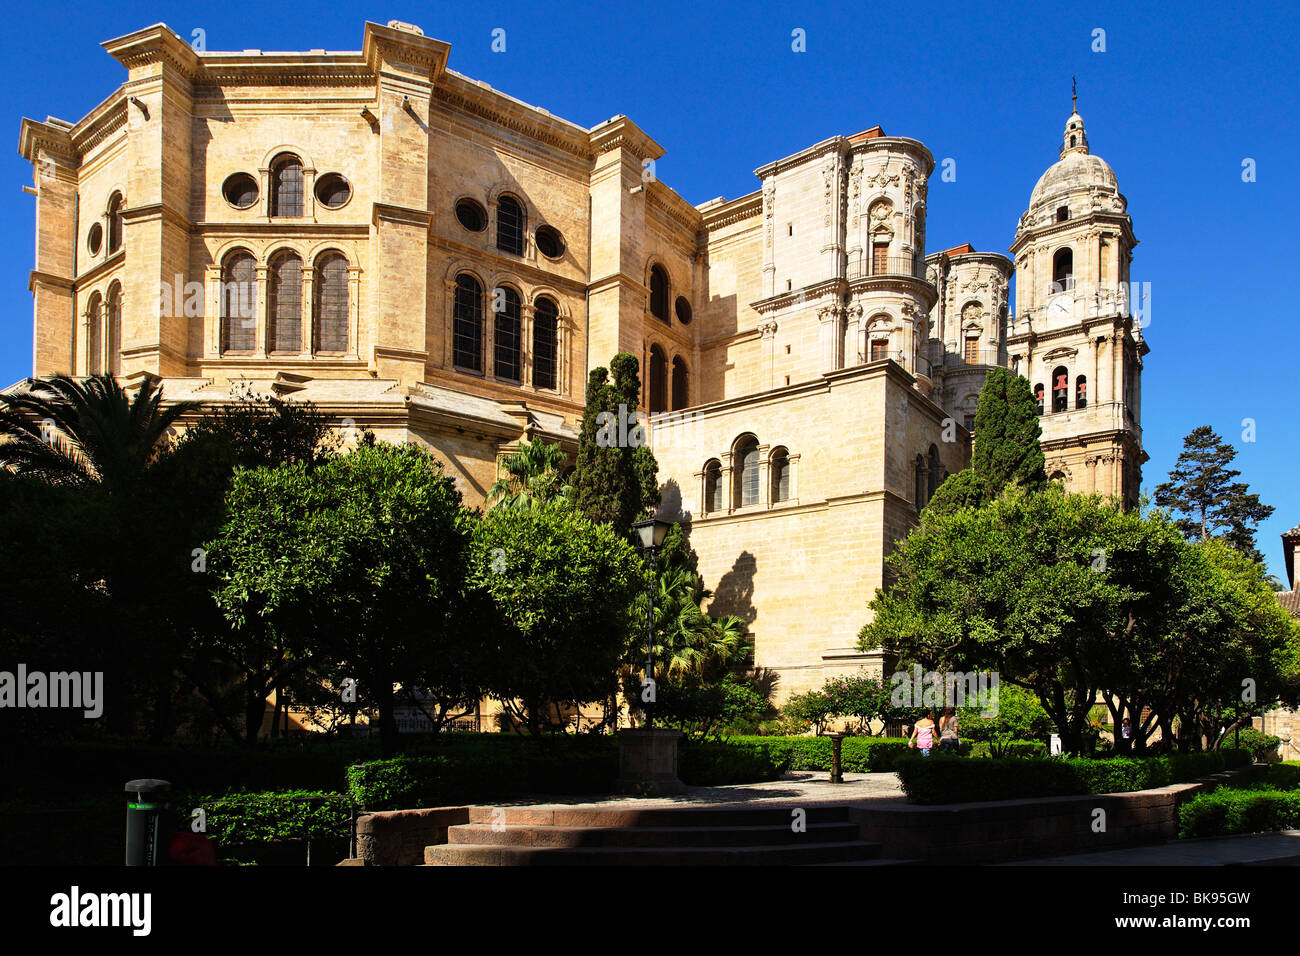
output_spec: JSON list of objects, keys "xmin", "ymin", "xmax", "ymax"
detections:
[
  {"xmin": 678, "ymin": 741, "xmax": 789, "ymax": 785},
  {"xmin": 1179, "ymin": 789, "xmax": 1300, "ymax": 838},
  {"xmin": 727, "ymin": 735, "xmax": 969, "ymax": 773},
  {"xmin": 187, "ymin": 789, "xmax": 351, "ymax": 846},
  {"xmin": 897, "ymin": 749, "xmax": 1252, "ymax": 804}
]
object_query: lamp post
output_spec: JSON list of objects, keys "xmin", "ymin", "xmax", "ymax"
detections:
[
  {"xmin": 630, "ymin": 517, "xmax": 672, "ymax": 730},
  {"xmin": 617, "ymin": 516, "xmax": 685, "ymax": 796}
]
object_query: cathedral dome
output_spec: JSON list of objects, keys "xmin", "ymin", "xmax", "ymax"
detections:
[{"xmin": 1029, "ymin": 149, "xmax": 1118, "ymax": 208}]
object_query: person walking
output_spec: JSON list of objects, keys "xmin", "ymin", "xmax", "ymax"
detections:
[
  {"xmin": 909, "ymin": 712, "xmax": 938, "ymax": 756},
  {"xmin": 938, "ymin": 706, "xmax": 960, "ymax": 753}
]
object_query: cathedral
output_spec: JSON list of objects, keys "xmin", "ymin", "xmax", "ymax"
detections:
[{"xmin": 15, "ymin": 20, "xmax": 1147, "ymax": 700}]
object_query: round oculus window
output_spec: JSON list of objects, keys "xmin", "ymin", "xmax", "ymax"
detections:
[
  {"xmin": 675, "ymin": 296, "xmax": 693, "ymax": 325},
  {"xmin": 87, "ymin": 223, "xmax": 103, "ymax": 256},
  {"xmin": 534, "ymin": 225, "xmax": 566, "ymax": 260},
  {"xmin": 455, "ymin": 199, "xmax": 488, "ymax": 232},
  {"xmin": 222, "ymin": 172, "xmax": 259, "ymax": 210},
  {"xmin": 315, "ymin": 173, "xmax": 352, "ymax": 209}
]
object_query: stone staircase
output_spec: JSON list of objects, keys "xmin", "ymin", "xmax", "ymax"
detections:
[{"xmin": 424, "ymin": 803, "xmax": 909, "ymax": 866}]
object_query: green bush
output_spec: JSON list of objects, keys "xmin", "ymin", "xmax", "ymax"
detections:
[
  {"xmin": 970, "ymin": 739, "xmax": 1045, "ymax": 759},
  {"xmin": 898, "ymin": 750, "xmax": 1251, "ymax": 804},
  {"xmin": 1180, "ymin": 788, "xmax": 1300, "ymax": 838},
  {"xmin": 678, "ymin": 741, "xmax": 789, "ymax": 786},
  {"xmin": 725, "ymin": 735, "xmax": 968, "ymax": 773},
  {"xmin": 1225, "ymin": 726, "xmax": 1281, "ymax": 761},
  {"xmin": 186, "ymin": 789, "xmax": 351, "ymax": 846}
]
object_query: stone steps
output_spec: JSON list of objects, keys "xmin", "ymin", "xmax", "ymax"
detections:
[{"xmin": 427, "ymin": 803, "xmax": 893, "ymax": 865}]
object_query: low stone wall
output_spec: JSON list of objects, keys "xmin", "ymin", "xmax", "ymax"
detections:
[
  {"xmin": 850, "ymin": 768, "xmax": 1255, "ymax": 863},
  {"xmin": 355, "ymin": 807, "xmax": 470, "ymax": 866}
]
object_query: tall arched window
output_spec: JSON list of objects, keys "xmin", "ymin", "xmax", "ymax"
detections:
[
  {"xmin": 221, "ymin": 251, "xmax": 257, "ymax": 353},
  {"xmin": 1051, "ymin": 365, "xmax": 1069, "ymax": 412},
  {"xmin": 771, "ymin": 447, "xmax": 790, "ymax": 503},
  {"xmin": 106, "ymin": 193, "xmax": 123, "ymax": 254},
  {"xmin": 1075, "ymin": 374, "xmax": 1088, "ymax": 410},
  {"xmin": 106, "ymin": 284, "xmax": 122, "ymax": 375},
  {"xmin": 1034, "ymin": 383, "xmax": 1045, "ymax": 415},
  {"xmin": 533, "ymin": 296, "xmax": 558, "ymax": 390},
  {"xmin": 268, "ymin": 252, "xmax": 303, "ymax": 353},
  {"xmin": 704, "ymin": 459, "xmax": 722, "ymax": 513},
  {"xmin": 914, "ymin": 454, "xmax": 927, "ymax": 509},
  {"xmin": 86, "ymin": 292, "xmax": 103, "ymax": 375},
  {"xmin": 671, "ymin": 356, "xmax": 689, "ymax": 410},
  {"xmin": 927, "ymin": 444, "xmax": 943, "ymax": 501},
  {"xmin": 649, "ymin": 265, "xmax": 670, "ymax": 323},
  {"xmin": 496, "ymin": 195, "xmax": 525, "ymax": 256},
  {"xmin": 270, "ymin": 155, "xmax": 304, "ymax": 217},
  {"xmin": 648, "ymin": 345, "xmax": 668, "ymax": 413},
  {"xmin": 313, "ymin": 253, "xmax": 349, "ymax": 353},
  {"xmin": 453, "ymin": 274, "xmax": 484, "ymax": 372},
  {"xmin": 1052, "ymin": 248, "xmax": 1073, "ymax": 292},
  {"xmin": 734, "ymin": 435, "xmax": 760, "ymax": 508},
  {"xmin": 494, "ymin": 287, "xmax": 522, "ymax": 382}
]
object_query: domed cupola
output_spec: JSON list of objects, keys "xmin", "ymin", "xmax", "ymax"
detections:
[{"xmin": 1060, "ymin": 84, "xmax": 1089, "ymax": 158}]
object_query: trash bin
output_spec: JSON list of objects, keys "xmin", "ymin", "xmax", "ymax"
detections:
[{"xmin": 124, "ymin": 779, "xmax": 171, "ymax": 866}]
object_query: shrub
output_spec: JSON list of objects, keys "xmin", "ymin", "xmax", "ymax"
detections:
[
  {"xmin": 1180, "ymin": 789, "xmax": 1300, "ymax": 838},
  {"xmin": 185, "ymin": 789, "xmax": 351, "ymax": 847},
  {"xmin": 678, "ymin": 741, "xmax": 789, "ymax": 786},
  {"xmin": 1224, "ymin": 726, "xmax": 1281, "ymax": 761},
  {"xmin": 898, "ymin": 750, "xmax": 1251, "ymax": 804}
]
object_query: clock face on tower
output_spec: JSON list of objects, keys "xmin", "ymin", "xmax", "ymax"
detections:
[{"xmin": 1048, "ymin": 296, "xmax": 1070, "ymax": 320}]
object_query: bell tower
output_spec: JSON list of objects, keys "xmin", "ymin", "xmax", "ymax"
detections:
[{"xmin": 1006, "ymin": 87, "xmax": 1148, "ymax": 507}]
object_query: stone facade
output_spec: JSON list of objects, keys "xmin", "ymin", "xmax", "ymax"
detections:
[{"xmin": 14, "ymin": 21, "xmax": 1147, "ymax": 703}]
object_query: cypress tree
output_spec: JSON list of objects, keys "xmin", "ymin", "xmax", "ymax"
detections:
[{"xmin": 969, "ymin": 366, "xmax": 1047, "ymax": 499}]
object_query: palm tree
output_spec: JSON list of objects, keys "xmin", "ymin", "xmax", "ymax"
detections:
[
  {"xmin": 0, "ymin": 374, "xmax": 196, "ymax": 494},
  {"xmin": 487, "ymin": 438, "xmax": 570, "ymax": 510},
  {"xmin": 649, "ymin": 565, "xmax": 751, "ymax": 681}
]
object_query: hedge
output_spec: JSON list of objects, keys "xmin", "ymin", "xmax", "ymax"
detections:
[
  {"xmin": 897, "ymin": 749, "xmax": 1252, "ymax": 804},
  {"xmin": 727, "ymin": 735, "xmax": 969, "ymax": 773},
  {"xmin": 677, "ymin": 741, "xmax": 789, "ymax": 785},
  {"xmin": 185, "ymin": 789, "xmax": 352, "ymax": 846},
  {"xmin": 1179, "ymin": 789, "xmax": 1300, "ymax": 838}
]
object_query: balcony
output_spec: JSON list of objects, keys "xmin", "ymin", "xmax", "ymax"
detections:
[{"xmin": 847, "ymin": 254, "xmax": 927, "ymax": 281}]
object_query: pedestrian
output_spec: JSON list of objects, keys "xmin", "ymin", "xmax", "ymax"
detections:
[
  {"xmin": 909, "ymin": 711, "xmax": 937, "ymax": 756},
  {"xmin": 938, "ymin": 706, "xmax": 960, "ymax": 753},
  {"xmin": 1119, "ymin": 716, "xmax": 1133, "ymax": 754}
]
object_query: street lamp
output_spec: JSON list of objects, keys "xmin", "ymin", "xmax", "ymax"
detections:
[{"xmin": 630, "ymin": 517, "xmax": 673, "ymax": 730}]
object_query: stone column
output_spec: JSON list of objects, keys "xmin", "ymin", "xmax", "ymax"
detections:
[
  {"xmin": 301, "ymin": 268, "xmax": 314, "ymax": 355},
  {"xmin": 255, "ymin": 264, "xmax": 269, "ymax": 358},
  {"xmin": 205, "ymin": 264, "xmax": 222, "ymax": 359},
  {"xmin": 521, "ymin": 302, "xmax": 535, "ymax": 388}
]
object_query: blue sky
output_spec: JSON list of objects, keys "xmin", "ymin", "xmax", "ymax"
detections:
[{"xmin": 2, "ymin": 0, "xmax": 1296, "ymax": 578}]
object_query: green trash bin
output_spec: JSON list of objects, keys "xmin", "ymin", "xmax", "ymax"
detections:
[{"xmin": 124, "ymin": 779, "xmax": 171, "ymax": 866}]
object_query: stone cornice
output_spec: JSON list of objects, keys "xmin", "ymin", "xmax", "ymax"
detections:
[
  {"xmin": 700, "ymin": 190, "xmax": 761, "ymax": 231},
  {"xmin": 102, "ymin": 23, "xmax": 203, "ymax": 82},
  {"xmin": 372, "ymin": 202, "xmax": 432, "ymax": 229},
  {"xmin": 433, "ymin": 72, "xmax": 592, "ymax": 160},
  {"xmin": 849, "ymin": 136, "xmax": 935, "ymax": 177},
  {"xmin": 588, "ymin": 115, "xmax": 664, "ymax": 163},
  {"xmin": 362, "ymin": 21, "xmax": 450, "ymax": 80},
  {"xmin": 646, "ymin": 181, "xmax": 704, "ymax": 236},
  {"xmin": 753, "ymin": 135, "xmax": 845, "ymax": 178},
  {"xmin": 751, "ymin": 279, "xmax": 844, "ymax": 314},
  {"xmin": 847, "ymin": 273, "xmax": 939, "ymax": 308},
  {"xmin": 18, "ymin": 118, "xmax": 75, "ymax": 164}
]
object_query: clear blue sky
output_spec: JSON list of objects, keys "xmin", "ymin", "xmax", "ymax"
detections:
[{"xmin": 2, "ymin": 0, "xmax": 1296, "ymax": 579}]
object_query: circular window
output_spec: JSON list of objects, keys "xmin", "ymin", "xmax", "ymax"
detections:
[
  {"xmin": 315, "ymin": 173, "xmax": 352, "ymax": 209},
  {"xmin": 455, "ymin": 199, "xmax": 488, "ymax": 232},
  {"xmin": 222, "ymin": 173, "xmax": 259, "ymax": 210},
  {"xmin": 87, "ymin": 223, "xmax": 103, "ymax": 256},
  {"xmin": 675, "ymin": 296, "xmax": 693, "ymax": 325},
  {"xmin": 534, "ymin": 225, "xmax": 566, "ymax": 260}
]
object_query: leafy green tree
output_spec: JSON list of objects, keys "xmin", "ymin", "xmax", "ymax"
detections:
[
  {"xmin": 1153, "ymin": 426, "xmax": 1275, "ymax": 563},
  {"xmin": 926, "ymin": 368, "xmax": 1046, "ymax": 516},
  {"xmin": 206, "ymin": 443, "xmax": 476, "ymax": 754},
  {"xmin": 957, "ymin": 683, "xmax": 1055, "ymax": 755},
  {"xmin": 487, "ymin": 438, "xmax": 569, "ymax": 510},
  {"xmin": 571, "ymin": 352, "xmax": 660, "ymax": 535},
  {"xmin": 469, "ymin": 502, "xmax": 644, "ymax": 736}
]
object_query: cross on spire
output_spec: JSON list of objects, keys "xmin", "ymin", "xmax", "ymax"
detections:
[{"xmin": 1072, "ymin": 75, "xmax": 1078, "ymax": 112}]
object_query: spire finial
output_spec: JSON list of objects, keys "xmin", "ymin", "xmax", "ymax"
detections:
[{"xmin": 1072, "ymin": 75, "xmax": 1077, "ymax": 113}]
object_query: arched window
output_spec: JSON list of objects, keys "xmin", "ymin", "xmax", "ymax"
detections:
[
  {"xmin": 452, "ymin": 274, "xmax": 484, "ymax": 372},
  {"xmin": 671, "ymin": 356, "xmax": 689, "ymax": 410},
  {"xmin": 1051, "ymin": 365, "xmax": 1069, "ymax": 412},
  {"xmin": 268, "ymin": 252, "xmax": 303, "ymax": 352},
  {"xmin": 220, "ymin": 250, "xmax": 257, "ymax": 353},
  {"xmin": 270, "ymin": 155, "xmax": 304, "ymax": 217},
  {"xmin": 1075, "ymin": 374, "xmax": 1088, "ymax": 410},
  {"xmin": 1052, "ymin": 248, "xmax": 1073, "ymax": 292},
  {"xmin": 771, "ymin": 447, "xmax": 791, "ymax": 503},
  {"xmin": 1034, "ymin": 383, "xmax": 1045, "ymax": 415},
  {"xmin": 86, "ymin": 292, "xmax": 103, "ymax": 375},
  {"xmin": 494, "ymin": 286, "xmax": 522, "ymax": 382},
  {"xmin": 927, "ymin": 444, "xmax": 943, "ymax": 501},
  {"xmin": 313, "ymin": 253, "xmax": 349, "ymax": 353},
  {"xmin": 914, "ymin": 454, "xmax": 927, "ymax": 509},
  {"xmin": 1056, "ymin": 206, "xmax": 1069, "ymax": 222},
  {"xmin": 106, "ymin": 284, "xmax": 122, "ymax": 376},
  {"xmin": 496, "ymin": 195, "xmax": 525, "ymax": 256},
  {"xmin": 649, "ymin": 265, "xmax": 670, "ymax": 323},
  {"xmin": 533, "ymin": 297, "xmax": 559, "ymax": 390},
  {"xmin": 1050, "ymin": 470, "xmax": 1067, "ymax": 483},
  {"xmin": 734, "ymin": 436, "xmax": 760, "ymax": 508},
  {"xmin": 704, "ymin": 459, "xmax": 722, "ymax": 513},
  {"xmin": 648, "ymin": 345, "xmax": 668, "ymax": 413},
  {"xmin": 106, "ymin": 193, "xmax": 123, "ymax": 254}
]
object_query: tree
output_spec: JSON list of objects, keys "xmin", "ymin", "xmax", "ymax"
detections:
[
  {"xmin": 1153, "ymin": 426, "xmax": 1275, "ymax": 563},
  {"xmin": 486, "ymin": 438, "xmax": 569, "ymax": 510},
  {"xmin": 206, "ymin": 442, "xmax": 476, "ymax": 754},
  {"xmin": 571, "ymin": 352, "xmax": 660, "ymax": 535},
  {"xmin": 469, "ymin": 502, "xmax": 644, "ymax": 736}
]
